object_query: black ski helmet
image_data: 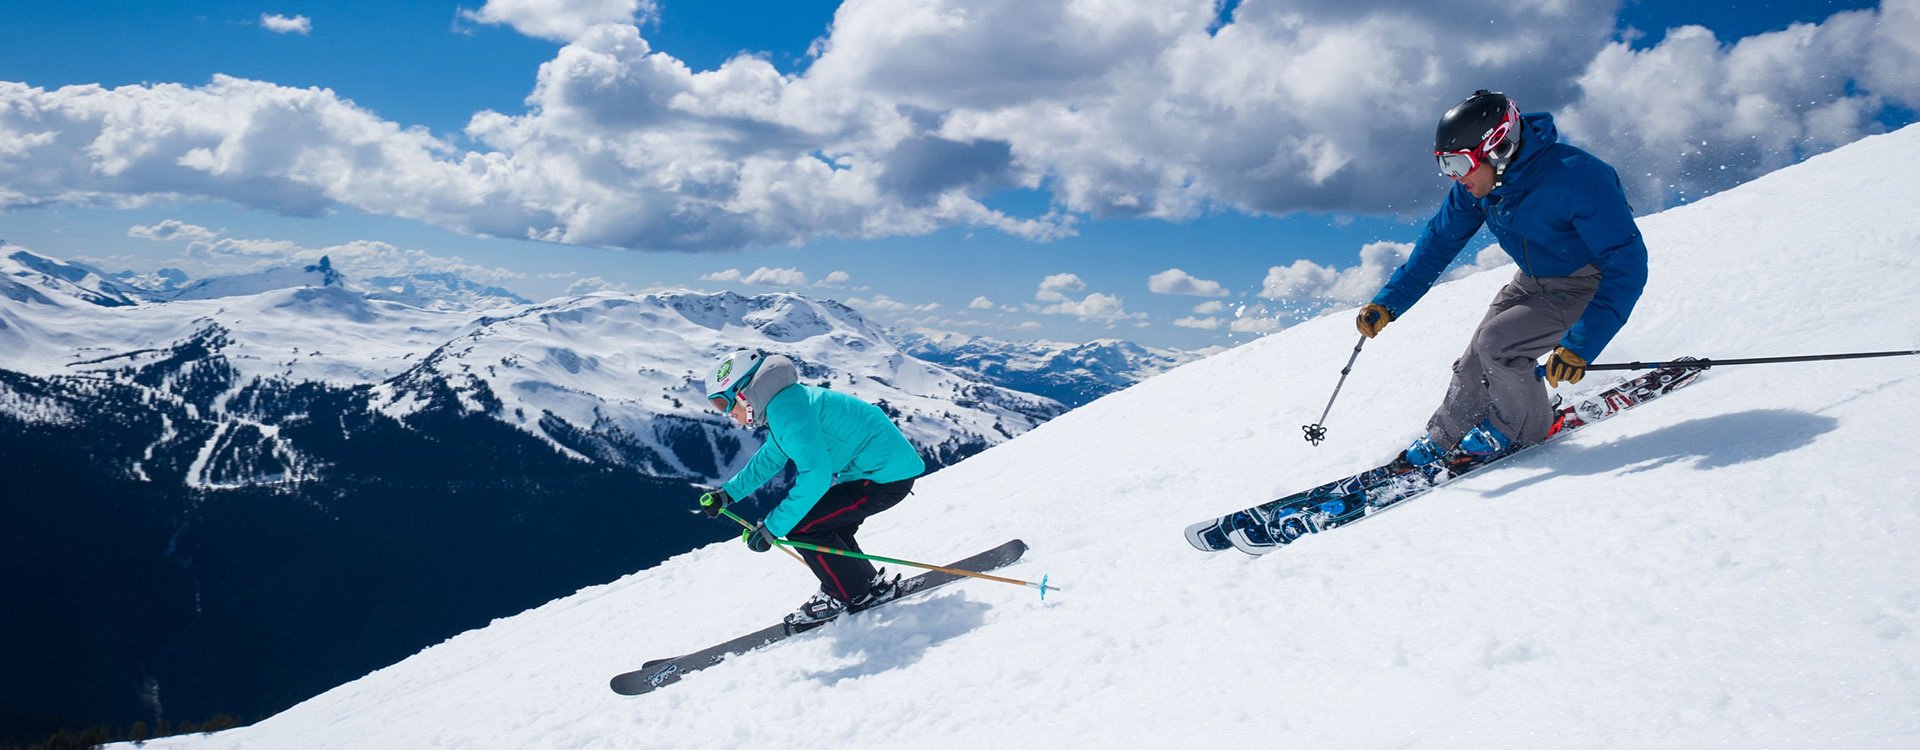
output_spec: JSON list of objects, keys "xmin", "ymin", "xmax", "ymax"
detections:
[{"xmin": 1434, "ymin": 90, "xmax": 1523, "ymax": 180}]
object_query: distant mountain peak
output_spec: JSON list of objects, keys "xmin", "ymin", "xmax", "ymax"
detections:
[
  {"xmin": 161, "ymin": 258, "xmax": 354, "ymax": 302},
  {"xmin": 896, "ymin": 329, "xmax": 1202, "ymax": 408},
  {"xmin": 364, "ymin": 271, "xmax": 531, "ymax": 311},
  {"xmin": 1, "ymin": 248, "xmax": 140, "ymax": 308}
]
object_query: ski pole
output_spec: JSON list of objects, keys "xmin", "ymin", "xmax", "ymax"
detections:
[
  {"xmin": 1585, "ymin": 349, "xmax": 1919, "ymax": 372},
  {"xmin": 715, "ymin": 506, "xmax": 808, "ymax": 565},
  {"xmin": 773, "ymin": 539, "xmax": 1058, "ymax": 599},
  {"xmin": 718, "ymin": 508, "xmax": 1057, "ymax": 597},
  {"xmin": 1303, "ymin": 335, "xmax": 1367, "ymax": 446}
]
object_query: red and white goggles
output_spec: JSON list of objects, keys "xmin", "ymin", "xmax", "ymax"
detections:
[
  {"xmin": 1435, "ymin": 115, "xmax": 1516, "ymax": 178},
  {"xmin": 1435, "ymin": 149, "xmax": 1482, "ymax": 178}
]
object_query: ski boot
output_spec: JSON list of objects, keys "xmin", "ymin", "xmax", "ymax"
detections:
[
  {"xmin": 1388, "ymin": 435, "xmax": 1449, "ymax": 474},
  {"xmin": 783, "ymin": 588, "xmax": 847, "ymax": 631},
  {"xmin": 1458, "ymin": 420, "xmax": 1513, "ymax": 457},
  {"xmin": 848, "ymin": 569, "xmax": 904, "ymax": 613}
]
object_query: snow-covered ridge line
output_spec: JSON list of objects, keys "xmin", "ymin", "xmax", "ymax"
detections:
[{"xmin": 2, "ymin": 258, "xmax": 1071, "ymax": 485}]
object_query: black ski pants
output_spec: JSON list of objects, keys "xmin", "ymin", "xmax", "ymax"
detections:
[{"xmin": 787, "ymin": 477, "xmax": 914, "ymax": 603}]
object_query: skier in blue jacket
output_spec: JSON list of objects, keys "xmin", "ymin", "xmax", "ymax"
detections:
[
  {"xmin": 695, "ymin": 350, "xmax": 927, "ymax": 627},
  {"xmin": 1357, "ymin": 90, "xmax": 1648, "ymax": 468}
]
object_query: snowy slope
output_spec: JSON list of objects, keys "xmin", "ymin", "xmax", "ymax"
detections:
[{"xmin": 126, "ymin": 125, "xmax": 1920, "ymax": 749}]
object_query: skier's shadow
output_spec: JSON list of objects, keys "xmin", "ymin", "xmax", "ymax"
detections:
[
  {"xmin": 802, "ymin": 593, "xmax": 993, "ymax": 686},
  {"xmin": 1472, "ymin": 409, "xmax": 1839, "ymax": 498}
]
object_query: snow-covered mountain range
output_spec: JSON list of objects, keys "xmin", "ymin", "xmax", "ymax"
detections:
[
  {"xmin": 895, "ymin": 331, "xmax": 1207, "ymax": 408},
  {"xmin": 1, "ymin": 251, "xmax": 1068, "ymax": 489},
  {"xmin": 108, "ymin": 124, "xmax": 1920, "ymax": 749}
]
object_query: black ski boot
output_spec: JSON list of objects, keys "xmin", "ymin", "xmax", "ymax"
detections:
[
  {"xmin": 847, "ymin": 568, "xmax": 903, "ymax": 613},
  {"xmin": 783, "ymin": 588, "xmax": 847, "ymax": 630}
]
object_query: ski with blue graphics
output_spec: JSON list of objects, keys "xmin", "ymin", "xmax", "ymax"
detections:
[
  {"xmin": 609, "ymin": 539, "xmax": 1027, "ymax": 696},
  {"xmin": 1184, "ymin": 364, "xmax": 1704, "ymax": 555}
]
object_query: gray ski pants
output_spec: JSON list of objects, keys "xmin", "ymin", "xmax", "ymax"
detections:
[{"xmin": 1425, "ymin": 268, "xmax": 1601, "ymax": 448}]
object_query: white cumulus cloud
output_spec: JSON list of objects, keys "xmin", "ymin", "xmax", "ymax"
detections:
[
  {"xmin": 1260, "ymin": 241, "xmax": 1411, "ymax": 306},
  {"xmin": 0, "ymin": 0, "xmax": 1913, "ymax": 255},
  {"xmin": 1025, "ymin": 273, "xmax": 1142, "ymax": 322},
  {"xmin": 260, "ymin": 13, "xmax": 312, "ymax": 35},
  {"xmin": 1561, "ymin": 10, "xmax": 1914, "ymax": 206},
  {"xmin": 1147, "ymin": 268, "xmax": 1229, "ymax": 297},
  {"xmin": 1035, "ymin": 291, "xmax": 1137, "ymax": 321},
  {"xmin": 458, "ymin": 0, "xmax": 655, "ymax": 42},
  {"xmin": 1035, "ymin": 273, "xmax": 1086, "ymax": 303}
]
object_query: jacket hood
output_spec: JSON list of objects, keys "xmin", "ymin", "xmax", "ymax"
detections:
[
  {"xmin": 739, "ymin": 354, "xmax": 799, "ymax": 429},
  {"xmin": 1498, "ymin": 112, "xmax": 1562, "ymax": 188}
]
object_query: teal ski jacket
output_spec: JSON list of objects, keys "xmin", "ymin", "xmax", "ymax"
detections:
[{"xmin": 721, "ymin": 383, "xmax": 925, "ymax": 537}]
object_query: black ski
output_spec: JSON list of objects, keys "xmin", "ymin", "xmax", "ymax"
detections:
[{"xmin": 610, "ymin": 539, "xmax": 1028, "ymax": 696}]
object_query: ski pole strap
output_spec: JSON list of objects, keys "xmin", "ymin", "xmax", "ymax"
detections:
[
  {"xmin": 774, "ymin": 539, "xmax": 1059, "ymax": 595},
  {"xmin": 1586, "ymin": 349, "xmax": 1919, "ymax": 372}
]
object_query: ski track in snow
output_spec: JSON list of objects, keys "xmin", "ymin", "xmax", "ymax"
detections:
[{"xmin": 118, "ymin": 126, "xmax": 1920, "ymax": 748}]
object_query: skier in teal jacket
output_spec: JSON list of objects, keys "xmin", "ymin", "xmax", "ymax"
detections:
[{"xmin": 695, "ymin": 350, "xmax": 926, "ymax": 628}]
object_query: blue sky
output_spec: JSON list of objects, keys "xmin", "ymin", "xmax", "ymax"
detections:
[{"xmin": 2, "ymin": 0, "xmax": 1912, "ymax": 349}]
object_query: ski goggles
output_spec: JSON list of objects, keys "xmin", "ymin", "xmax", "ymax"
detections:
[
  {"xmin": 1435, "ymin": 118, "xmax": 1517, "ymax": 178},
  {"xmin": 1435, "ymin": 148, "xmax": 1482, "ymax": 178},
  {"xmin": 708, "ymin": 392, "xmax": 736, "ymax": 412}
]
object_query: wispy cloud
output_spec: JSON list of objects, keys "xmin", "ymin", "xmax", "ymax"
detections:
[
  {"xmin": 702, "ymin": 266, "xmax": 808, "ymax": 286},
  {"xmin": 120, "ymin": 220, "xmax": 524, "ymax": 285},
  {"xmin": 566, "ymin": 276, "xmax": 630, "ymax": 294},
  {"xmin": 847, "ymin": 294, "xmax": 938, "ymax": 313}
]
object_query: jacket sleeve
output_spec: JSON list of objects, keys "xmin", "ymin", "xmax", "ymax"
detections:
[
  {"xmin": 1558, "ymin": 163, "xmax": 1648, "ymax": 362},
  {"xmin": 721, "ymin": 432, "xmax": 790, "ymax": 507},
  {"xmin": 758, "ymin": 392, "xmax": 835, "ymax": 538},
  {"xmin": 1373, "ymin": 184, "xmax": 1486, "ymax": 316}
]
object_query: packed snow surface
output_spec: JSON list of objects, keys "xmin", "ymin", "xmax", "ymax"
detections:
[{"xmin": 126, "ymin": 125, "xmax": 1920, "ymax": 748}]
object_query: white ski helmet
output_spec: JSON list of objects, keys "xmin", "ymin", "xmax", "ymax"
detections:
[{"xmin": 705, "ymin": 350, "xmax": 764, "ymax": 411}]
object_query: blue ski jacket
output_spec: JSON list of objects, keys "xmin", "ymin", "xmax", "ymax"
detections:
[
  {"xmin": 1372, "ymin": 113, "xmax": 1648, "ymax": 362},
  {"xmin": 721, "ymin": 383, "xmax": 925, "ymax": 538}
]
